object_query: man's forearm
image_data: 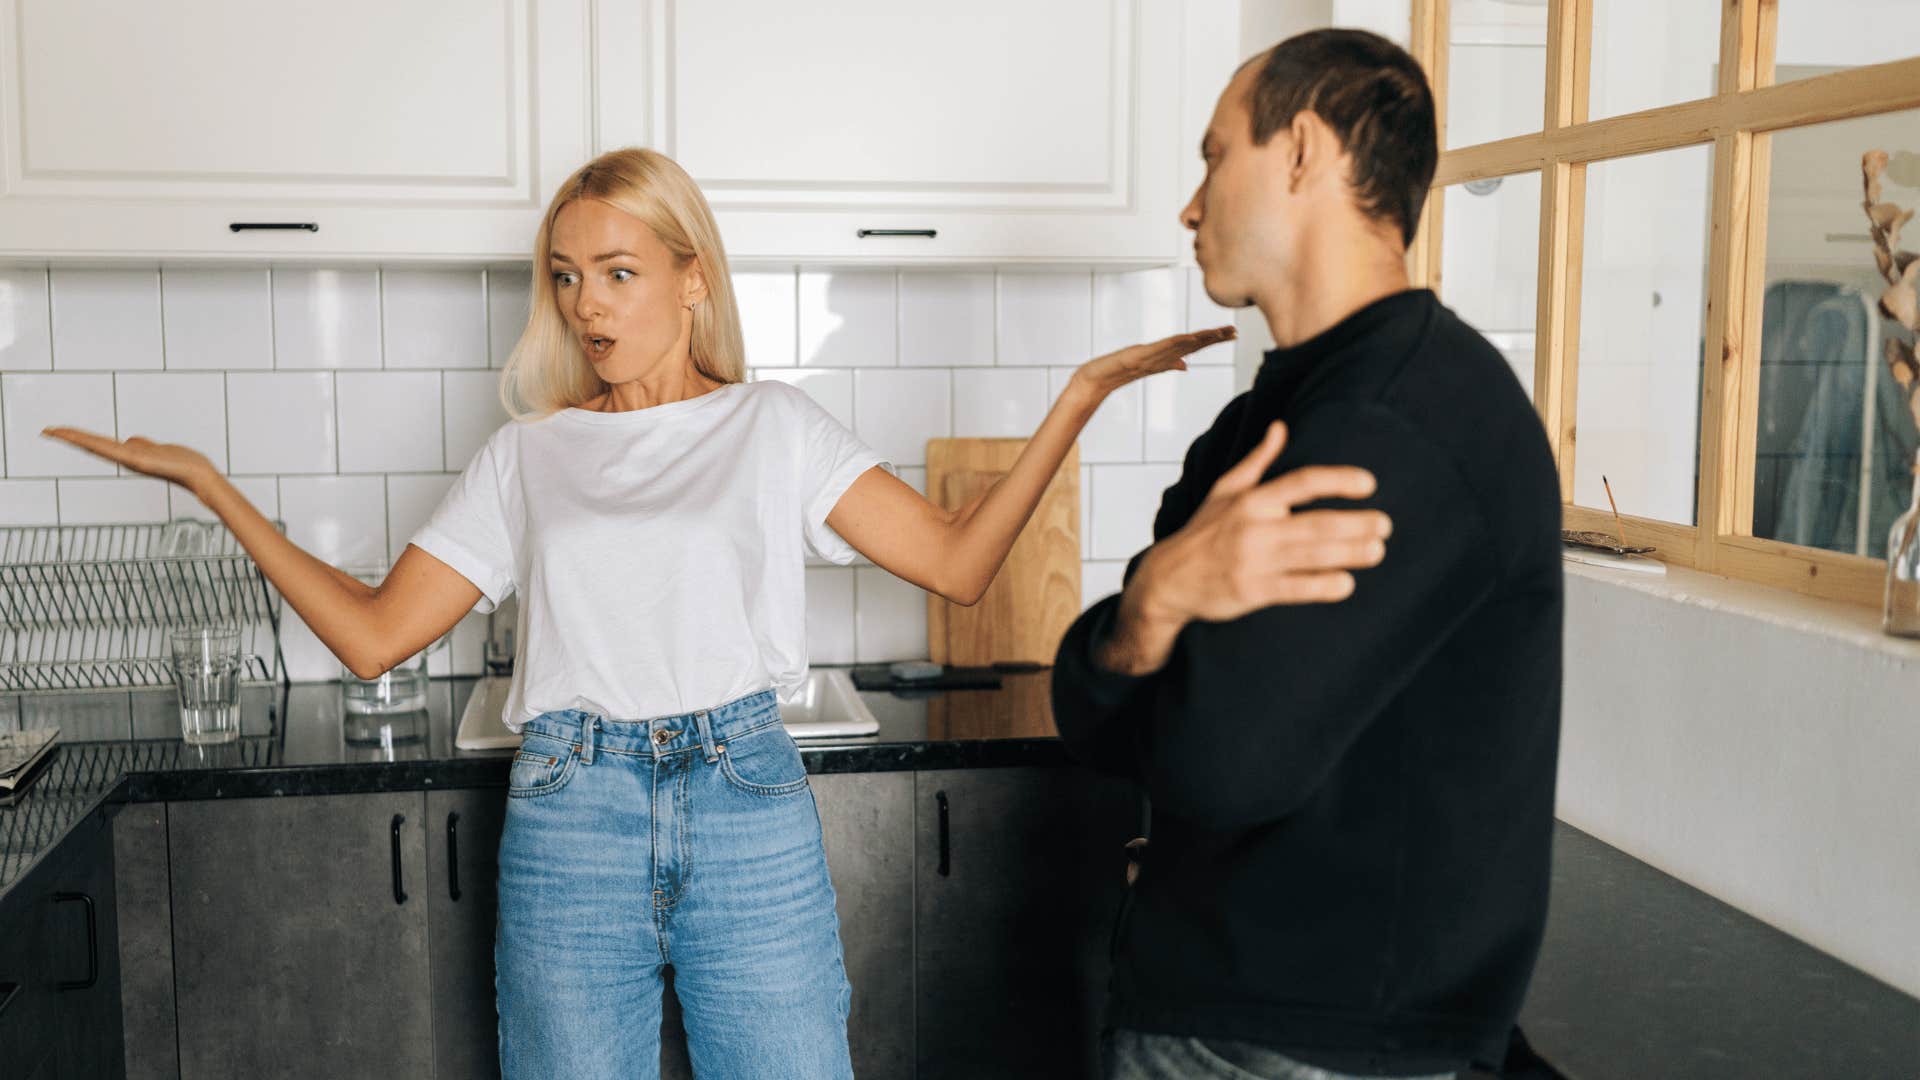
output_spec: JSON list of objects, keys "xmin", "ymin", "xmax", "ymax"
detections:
[{"xmin": 1093, "ymin": 562, "xmax": 1188, "ymax": 676}]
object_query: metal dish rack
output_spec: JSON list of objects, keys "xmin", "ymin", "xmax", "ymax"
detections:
[{"xmin": 0, "ymin": 520, "xmax": 287, "ymax": 694}]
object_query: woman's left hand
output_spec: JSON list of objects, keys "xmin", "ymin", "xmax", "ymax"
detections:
[{"xmin": 1072, "ymin": 325, "xmax": 1236, "ymax": 397}]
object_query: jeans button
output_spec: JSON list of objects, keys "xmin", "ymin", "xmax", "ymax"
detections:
[{"xmin": 653, "ymin": 729, "xmax": 672, "ymax": 746}]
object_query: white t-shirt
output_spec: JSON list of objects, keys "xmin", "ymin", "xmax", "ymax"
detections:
[{"xmin": 408, "ymin": 379, "xmax": 890, "ymax": 730}]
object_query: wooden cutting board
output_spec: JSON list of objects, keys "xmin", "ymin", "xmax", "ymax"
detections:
[{"xmin": 925, "ymin": 438, "xmax": 1080, "ymax": 666}]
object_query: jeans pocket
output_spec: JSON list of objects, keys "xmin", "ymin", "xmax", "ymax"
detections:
[
  {"xmin": 507, "ymin": 732, "xmax": 579, "ymax": 799},
  {"xmin": 716, "ymin": 723, "xmax": 810, "ymax": 797}
]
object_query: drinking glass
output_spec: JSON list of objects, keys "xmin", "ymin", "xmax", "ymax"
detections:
[{"xmin": 169, "ymin": 622, "xmax": 243, "ymax": 745}]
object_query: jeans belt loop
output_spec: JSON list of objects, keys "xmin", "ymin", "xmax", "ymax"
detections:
[
  {"xmin": 692, "ymin": 709, "xmax": 719, "ymax": 764},
  {"xmin": 579, "ymin": 713, "xmax": 597, "ymax": 765}
]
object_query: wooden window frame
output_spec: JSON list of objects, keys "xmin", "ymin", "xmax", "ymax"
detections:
[{"xmin": 1408, "ymin": 0, "xmax": 1920, "ymax": 606}]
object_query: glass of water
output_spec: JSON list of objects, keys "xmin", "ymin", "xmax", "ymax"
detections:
[
  {"xmin": 169, "ymin": 621, "xmax": 243, "ymax": 745},
  {"xmin": 339, "ymin": 564, "xmax": 447, "ymax": 718}
]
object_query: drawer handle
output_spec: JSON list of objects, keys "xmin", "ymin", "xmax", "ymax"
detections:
[
  {"xmin": 391, "ymin": 813, "xmax": 408, "ymax": 905},
  {"xmin": 0, "ymin": 982, "xmax": 16, "ymax": 1019},
  {"xmin": 229, "ymin": 222, "xmax": 319, "ymax": 232},
  {"xmin": 51, "ymin": 892, "xmax": 98, "ymax": 991},
  {"xmin": 936, "ymin": 790, "xmax": 950, "ymax": 877},
  {"xmin": 856, "ymin": 228, "xmax": 936, "ymax": 239},
  {"xmin": 446, "ymin": 811, "xmax": 462, "ymax": 903}
]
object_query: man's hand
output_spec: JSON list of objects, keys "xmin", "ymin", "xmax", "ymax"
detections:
[{"xmin": 1096, "ymin": 421, "xmax": 1392, "ymax": 676}]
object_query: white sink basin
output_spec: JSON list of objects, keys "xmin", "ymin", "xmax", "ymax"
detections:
[{"xmin": 454, "ymin": 668, "xmax": 878, "ymax": 749}]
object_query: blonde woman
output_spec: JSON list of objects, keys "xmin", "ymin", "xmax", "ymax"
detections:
[{"xmin": 45, "ymin": 148, "xmax": 1255, "ymax": 1077}]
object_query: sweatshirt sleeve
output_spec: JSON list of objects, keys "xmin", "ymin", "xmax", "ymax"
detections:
[{"xmin": 1051, "ymin": 403, "xmax": 1500, "ymax": 829}]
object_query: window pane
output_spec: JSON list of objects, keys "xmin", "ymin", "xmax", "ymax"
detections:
[
  {"xmin": 1445, "ymin": 0, "xmax": 1547, "ymax": 149},
  {"xmin": 1440, "ymin": 172, "xmax": 1542, "ymax": 398},
  {"xmin": 1574, "ymin": 145, "xmax": 1714, "ymax": 523},
  {"xmin": 1588, "ymin": 4, "xmax": 1720, "ymax": 120},
  {"xmin": 1752, "ymin": 108, "xmax": 1920, "ymax": 557},
  {"xmin": 1773, "ymin": 3, "xmax": 1920, "ymax": 87}
]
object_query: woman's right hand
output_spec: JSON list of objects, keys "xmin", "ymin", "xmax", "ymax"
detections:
[{"xmin": 40, "ymin": 427, "xmax": 220, "ymax": 492}]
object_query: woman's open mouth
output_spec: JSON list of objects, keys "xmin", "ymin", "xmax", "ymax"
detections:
[{"xmin": 584, "ymin": 334, "xmax": 617, "ymax": 359}]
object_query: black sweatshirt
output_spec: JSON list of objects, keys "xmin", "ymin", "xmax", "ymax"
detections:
[{"xmin": 1051, "ymin": 288, "xmax": 1563, "ymax": 1075}]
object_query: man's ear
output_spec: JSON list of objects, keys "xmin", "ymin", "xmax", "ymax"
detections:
[{"xmin": 1287, "ymin": 110, "xmax": 1336, "ymax": 194}]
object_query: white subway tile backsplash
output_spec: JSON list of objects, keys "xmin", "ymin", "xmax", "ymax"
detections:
[
  {"xmin": 226, "ymin": 372, "xmax": 337, "ymax": 474},
  {"xmin": 386, "ymin": 472, "xmax": 456, "ymax": 562},
  {"xmin": 998, "ymin": 271, "xmax": 1092, "ymax": 368},
  {"xmin": 486, "ymin": 268, "xmax": 533, "ymax": 369},
  {"xmin": 1090, "ymin": 463, "xmax": 1180, "ymax": 560},
  {"xmin": 734, "ymin": 270, "xmax": 798, "ymax": 368},
  {"xmin": 170, "ymin": 475, "xmax": 278, "ymax": 522},
  {"xmin": 855, "ymin": 565, "xmax": 926, "ymax": 662},
  {"xmin": 278, "ymin": 474, "xmax": 388, "ymax": 567},
  {"xmin": 11, "ymin": 258, "xmax": 1225, "ymax": 674},
  {"xmin": 0, "ymin": 269, "xmax": 52, "ymax": 371},
  {"xmin": 0, "ymin": 480, "xmax": 58, "ymax": 524},
  {"xmin": 443, "ymin": 370, "xmax": 509, "ymax": 471},
  {"xmin": 383, "ymin": 269, "xmax": 487, "ymax": 369},
  {"xmin": 805, "ymin": 566, "xmax": 856, "ymax": 664},
  {"xmin": 1048, "ymin": 367, "xmax": 1141, "ymax": 463},
  {"xmin": 2, "ymin": 373, "xmax": 118, "ymax": 477},
  {"xmin": 754, "ymin": 368, "xmax": 854, "ymax": 431},
  {"xmin": 799, "ymin": 270, "xmax": 895, "ymax": 367},
  {"xmin": 56, "ymin": 477, "xmax": 170, "ymax": 523},
  {"xmin": 1082, "ymin": 559, "xmax": 1128, "ymax": 611},
  {"xmin": 338, "ymin": 371, "xmax": 442, "ymax": 473},
  {"xmin": 854, "ymin": 369, "xmax": 949, "ymax": 467},
  {"xmin": 161, "ymin": 268, "xmax": 272, "ymax": 370},
  {"xmin": 114, "ymin": 372, "xmax": 228, "ymax": 472},
  {"xmin": 1093, "ymin": 268, "xmax": 1178, "ymax": 354},
  {"xmin": 1144, "ymin": 366, "xmax": 1236, "ymax": 462},
  {"xmin": 1184, "ymin": 268, "xmax": 1239, "ymax": 365},
  {"xmin": 900, "ymin": 272, "xmax": 993, "ymax": 367},
  {"xmin": 50, "ymin": 269, "xmax": 163, "ymax": 371},
  {"xmin": 273, "ymin": 268, "xmax": 381, "ymax": 370},
  {"xmin": 952, "ymin": 368, "xmax": 1048, "ymax": 438}
]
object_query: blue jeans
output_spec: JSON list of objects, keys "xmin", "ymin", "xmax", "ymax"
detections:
[{"xmin": 494, "ymin": 689, "xmax": 854, "ymax": 1079}]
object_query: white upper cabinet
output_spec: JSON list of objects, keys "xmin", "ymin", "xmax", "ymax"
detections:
[
  {"xmin": 0, "ymin": 0, "xmax": 1194, "ymax": 263},
  {"xmin": 0, "ymin": 0, "xmax": 591, "ymax": 261},
  {"xmin": 592, "ymin": 0, "xmax": 1185, "ymax": 263}
]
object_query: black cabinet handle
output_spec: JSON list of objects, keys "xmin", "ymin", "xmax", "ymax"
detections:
[
  {"xmin": 856, "ymin": 228, "xmax": 936, "ymax": 239},
  {"xmin": 229, "ymin": 222, "xmax": 318, "ymax": 232},
  {"xmin": 51, "ymin": 892, "xmax": 97, "ymax": 991},
  {"xmin": 936, "ymin": 790, "xmax": 950, "ymax": 877},
  {"xmin": 0, "ymin": 982, "xmax": 17, "ymax": 1020},
  {"xmin": 390, "ymin": 814, "xmax": 408, "ymax": 905},
  {"xmin": 446, "ymin": 811, "xmax": 462, "ymax": 902}
]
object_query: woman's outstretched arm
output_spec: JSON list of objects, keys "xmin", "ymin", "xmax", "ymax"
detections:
[
  {"xmin": 826, "ymin": 327, "xmax": 1235, "ymax": 606},
  {"xmin": 37, "ymin": 427, "xmax": 479, "ymax": 678}
]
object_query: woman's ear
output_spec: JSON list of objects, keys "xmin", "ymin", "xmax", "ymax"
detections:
[{"xmin": 682, "ymin": 257, "xmax": 709, "ymax": 310}]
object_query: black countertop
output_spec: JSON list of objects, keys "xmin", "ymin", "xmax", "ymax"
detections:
[
  {"xmin": 0, "ymin": 669, "xmax": 1071, "ymax": 894},
  {"xmin": 3, "ymin": 677, "xmax": 1916, "ymax": 1076}
]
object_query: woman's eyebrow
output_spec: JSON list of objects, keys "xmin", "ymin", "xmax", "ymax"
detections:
[{"xmin": 548, "ymin": 250, "xmax": 638, "ymax": 264}]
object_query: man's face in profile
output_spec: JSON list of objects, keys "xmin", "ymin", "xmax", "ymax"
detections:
[{"xmin": 1182, "ymin": 56, "xmax": 1306, "ymax": 312}]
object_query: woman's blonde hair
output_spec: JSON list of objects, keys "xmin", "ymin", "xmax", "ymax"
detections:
[{"xmin": 499, "ymin": 148, "xmax": 746, "ymax": 419}]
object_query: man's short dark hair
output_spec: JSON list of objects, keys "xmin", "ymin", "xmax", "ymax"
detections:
[{"xmin": 1246, "ymin": 29, "xmax": 1438, "ymax": 247}]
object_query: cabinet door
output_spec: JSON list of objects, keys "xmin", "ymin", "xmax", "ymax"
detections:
[
  {"xmin": 168, "ymin": 793, "xmax": 432, "ymax": 1080},
  {"xmin": 46, "ymin": 811, "xmax": 123, "ymax": 1080},
  {"xmin": 914, "ymin": 767, "xmax": 1142, "ymax": 1080},
  {"xmin": 596, "ymin": 0, "xmax": 1183, "ymax": 262},
  {"xmin": 0, "ymin": 872, "xmax": 54, "ymax": 1080},
  {"xmin": 426, "ymin": 788, "xmax": 507, "ymax": 1080},
  {"xmin": 0, "ymin": 0, "xmax": 589, "ymax": 260},
  {"xmin": 110, "ymin": 804, "xmax": 175, "ymax": 1080}
]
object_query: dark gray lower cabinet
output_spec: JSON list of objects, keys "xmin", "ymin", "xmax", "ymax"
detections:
[
  {"xmin": 0, "ymin": 805, "xmax": 123, "ymax": 1080},
  {"xmin": 426, "ymin": 788, "xmax": 506, "ymax": 1080},
  {"xmin": 914, "ymin": 767, "xmax": 1142, "ymax": 1080},
  {"xmin": 168, "ymin": 793, "xmax": 432, "ymax": 1080}
]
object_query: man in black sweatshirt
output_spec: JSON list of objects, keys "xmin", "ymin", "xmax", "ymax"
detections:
[{"xmin": 1052, "ymin": 29, "xmax": 1564, "ymax": 1080}]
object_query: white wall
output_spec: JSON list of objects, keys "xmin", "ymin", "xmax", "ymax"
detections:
[
  {"xmin": 1559, "ymin": 564, "xmax": 1920, "ymax": 999},
  {"xmin": 0, "ymin": 263, "xmax": 1242, "ymax": 680}
]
